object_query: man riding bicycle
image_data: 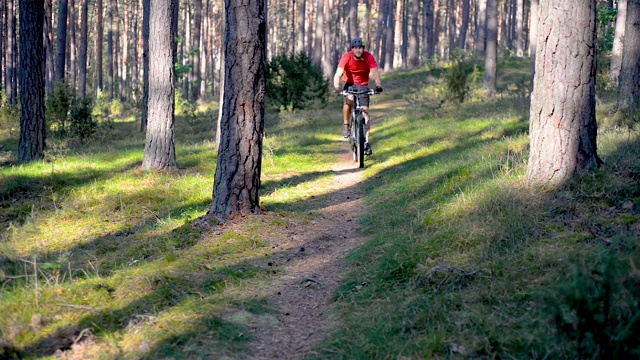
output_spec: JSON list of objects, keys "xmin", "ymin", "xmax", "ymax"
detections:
[{"xmin": 333, "ymin": 37, "xmax": 383, "ymax": 156}]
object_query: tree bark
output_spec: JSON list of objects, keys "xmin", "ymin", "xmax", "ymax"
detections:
[
  {"xmin": 44, "ymin": 0, "xmax": 54, "ymax": 94},
  {"xmin": 610, "ymin": 0, "xmax": 627, "ymax": 87},
  {"xmin": 19, "ymin": 0, "xmax": 46, "ymax": 162},
  {"xmin": 142, "ymin": 0, "xmax": 176, "ymax": 170},
  {"xmin": 296, "ymin": 0, "xmax": 306, "ymax": 53},
  {"xmin": 95, "ymin": 0, "xmax": 103, "ymax": 95},
  {"xmin": 55, "ymin": 0, "xmax": 68, "ymax": 83},
  {"xmin": 313, "ymin": 0, "xmax": 324, "ymax": 66},
  {"xmin": 348, "ymin": 0, "xmax": 357, "ymax": 39},
  {"xmin": 458, "ymin": 0, "xmax": 470, "ymax": 50},
  {"xmin": 141, "ymin": 0, "xmax": 150, "ymax": 132},
  {"xmin": 618, "ymin": 0, "xmax": 640, "ymax": 109},
  {"xmin": 5, "ymin": 0, "xmax": 16, "ymax": 104},
  {"xmin": 483, "ymin": 0, "xmax": 497, "ymax": 94},
  {"xmin": 527, "ymin": 0, "xmax": 599, "ymax": 185},
  {"xmin": 475, "ymin": 0, "xmax": 487, "ymax": 56},
  {"xmin": 516, "ymin": 0, "xmax": 524, "ymax": 56},
  {"xmin": 78, "ymin": 0, "xmax": 89, "ymax": 98},
  {"xmin": 408, "ymin": 0, "xmax": 419, "ymax": 66},
  {"xmin": 211, "ymin": 0, "xmax": 267, "ymax": 218},
  {"xmin": 191, "ymin": 0, "xmax": 203, "ymax": 102}
]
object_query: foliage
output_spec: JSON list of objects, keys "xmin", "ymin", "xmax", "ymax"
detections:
[
  {"xmin": 0, "ymin": 91, "xmax": 19, "ymax": 137},
  {"xmin": 443, "ymin": 55, "xmax": 474, "ymax": 103},
  {"xmin": 69, "ymin": 97, "xmax": 97, "ymax": 143},
  {"xmin": 46, "ymin": 82, "xmax": 73, "ymax": 137},
  {"xmin": 266, "ymin": 52, "xmax": 328, "ymax": 111},
  {"xmin": 549, "ymin": 239, "xmax": 640, "ymax": 359}
]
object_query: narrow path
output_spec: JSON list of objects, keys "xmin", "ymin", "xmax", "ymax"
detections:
[{"xmin": 246, "ymin": 149, "xmax": 366, "ymax": 359}]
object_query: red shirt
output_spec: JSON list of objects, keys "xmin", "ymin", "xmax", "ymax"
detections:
[{"xmin": 338, "ymin": 50, "xmax": 378, "ymax": 86}]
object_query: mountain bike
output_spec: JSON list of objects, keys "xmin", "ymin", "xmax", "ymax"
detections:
[{"xmin": 341, "ymin": 88, "xmax": 376, "ymax": 168}]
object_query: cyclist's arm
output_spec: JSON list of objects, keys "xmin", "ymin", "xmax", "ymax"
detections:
[
  {"xmin": 371, "ymin": 67, "xmax": 382, "ymax": 88},
  {"xmin": 333, "ymin": 67, "xmax": 344, "ymax": 90}
]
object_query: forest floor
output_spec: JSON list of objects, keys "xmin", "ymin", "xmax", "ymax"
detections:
[{"xmin": 243, "ymin": 147, "xmax": 366, "ymax": 359}]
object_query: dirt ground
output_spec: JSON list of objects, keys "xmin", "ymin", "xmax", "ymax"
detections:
[{"xmin": 245, "ymin": 148, "xmax": 367, "ymax": 359}]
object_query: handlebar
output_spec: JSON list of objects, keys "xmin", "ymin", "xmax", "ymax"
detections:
[{"xmin": 340, "ymin": 89, "xmax": 377, "ymax": 96}]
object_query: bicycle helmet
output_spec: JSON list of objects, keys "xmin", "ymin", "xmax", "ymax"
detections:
[{"xmin": 351, "ymin": 37, "xmax": 365, "ymax": 48}]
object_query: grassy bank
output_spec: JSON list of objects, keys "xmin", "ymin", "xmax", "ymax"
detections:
[{"xmin": 312, "ymin": 59, "xmax": 640, "ymax": 358}]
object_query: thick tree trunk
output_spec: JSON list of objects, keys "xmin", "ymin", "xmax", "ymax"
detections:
[
  {"xmin": 527, "ymin": 0, "xmax": 599, "ymax": 185},
  {"xmin": 19, "ymin": 0, "xmax": 46, "ymax": 162},
  {"xmin": 322, "ymin": 0, "xmax": 333, "ymax": 77},
  {"xmin": 78, "ymin": 0, "xmax": 89, "ymax": 98},
  {"xmin": 610, "ymin": 0, "xmax": 627, "ymax": 87},
  {"xmin": 212, "ymin": 0, "xmax": 267, "ymax": 218},
  {"xmin": 618, "ymin": 0, "xmax": 640, "ymax": 109},
  {"xmin": 483, "ymin": 0, "xmax": 498, "ymax": 94},
  {"xmin": 142, "ymin": 0, "xmax": 176, "ymax": 170},
  {"xmin": 55, "ymin": 0, "xmax": 68, "ymax": 83}
]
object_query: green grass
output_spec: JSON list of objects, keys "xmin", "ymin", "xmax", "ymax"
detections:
[{"xmin": 2, "ymin": 57, "xmax": 640, "ymax": 359}]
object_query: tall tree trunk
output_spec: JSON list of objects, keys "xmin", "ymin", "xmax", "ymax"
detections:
[
  {"xmin": 348, "ymin": 0, "xmax": 357, "ymax": 39},
  {"xmin": 44, "ymin": 0, "xmax": 55, "ymax": 93},
  {"xmin": 527, "ymin": 0, "xmax": 599, "ymax": 185},
  {"xmin": 296, "ymin": 0, "xmax": 305, "ymax": 53},
  {"xmin": 142, "ymin": 0, "xmax": 176, "ymax": 170},
  {"xmin": 5, "ymin": 0, "xmax": 16, "ymax": 104},
  {"xmin": 322, "ymin": 0, "xmax": 333, "ymax": 77},
  {"xmin": 618, "ymin": 0, "xmax": 640, "ymax": 109},
  {"xmin": 475, "ymin": 0, "xmax": 487, "ymax": 56},
  {"xmin": 19, "ymin": 0, "xmax": 46, "ymax": 162},
  {"xmin": 69, "ymin": 0, "xmax": 78, "ymax": 89},
  {"xmin": 120, "ymin": 0, "xmax": 129, "ymax": 101},
  {"xmin": 458, "ymin": 0, "xmax": 470, "ymax": 49},
  {"xmin": 77, "ymin": 0, "xmax": 89, "ymax": 98},
  {"xmin": 55, "ymin": 0, "xmax": 69, "ymax": 83},
  {"xmin": 191, "ymin": 0, "xmax": 203, "ymax": 102},
  {"xmin": 610, "ymin": 0, "xmax": 628, "ymax": 87},
  {"xmin": 483, "ymin": 0, "xmax": 497, "ymax": 94},
  {"xmin": 141, "ymin": 0, "xmax": 150, "ymax": 132},
  {"xmin": 515, "ymin": 0, "xmax": 524, "ymax": 56},
  {"xmin": 408, "ymin": 0, "xmax": 419, "ymax": 66},
  {"xmin": 384, "ymin": 1, "xmax": 396, "ymax": 71},
  {"xmin": 95, "ymin": 0, "xmax": 103, "ymax": 95},
  {"xmin": 424, "ymin": 0, "xmax": 435, "ymax": 58},
  {"xmin": 313, "ymin": 0, "xmax": 324, "ymax": 66},
  {"xmin": 212, "ymin": 0, "xmax": 267, "ymax": 218},
  {"xmin": 107, "ymin": 0, "xmax": 114, "ymax": 100}
]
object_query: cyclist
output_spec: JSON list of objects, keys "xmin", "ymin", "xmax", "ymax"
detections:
[{"xmin": 333, "ymin": 37, "xmax": 383, "ymax": 155}]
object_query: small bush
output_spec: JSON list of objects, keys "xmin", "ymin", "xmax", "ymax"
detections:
[
  {"xmin": 443, "ymin": 56, "xmax": 473, "ymax": 103},
  {"xmin": 0, "ymin": 91, "xmax": 19, "ymax": 137},
  {"xmin": 69, "ymin": 97, "xmax": 97, "ymax": 143},
  {"xmin": 548, "ymin": 238, "xmax": 640, "ymax": 359},
  {"xmin": 266, "ymin": 52, "xmax": 328, "ymax": 111},
  {"xmin": 47, "ymin": 82, "xmax": 73, "ymax": 137}
]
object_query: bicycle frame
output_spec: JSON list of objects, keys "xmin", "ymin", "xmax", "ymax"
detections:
[{"xmin": 341, "ymin": 88, "xmax": 375, "ymax": 168}]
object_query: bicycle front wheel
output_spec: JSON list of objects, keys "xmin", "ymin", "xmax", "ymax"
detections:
[{"xmin": 355, "ymin": 115, "xmax": 365, "ymax": 168}]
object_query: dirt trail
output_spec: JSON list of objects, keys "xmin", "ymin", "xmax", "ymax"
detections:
[{"xmin": 245, "ymin": 148, "xmax": 366, "ymax": 359}]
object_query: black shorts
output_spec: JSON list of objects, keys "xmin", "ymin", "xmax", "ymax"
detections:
[{"xmin": 343, "ymin": 84, "xmax": 370, "ymax": 107}]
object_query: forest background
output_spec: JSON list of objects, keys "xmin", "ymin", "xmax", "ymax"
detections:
[{"xmin": 1, "ymin": 0, "xmax": 640, "ymax": 359}]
